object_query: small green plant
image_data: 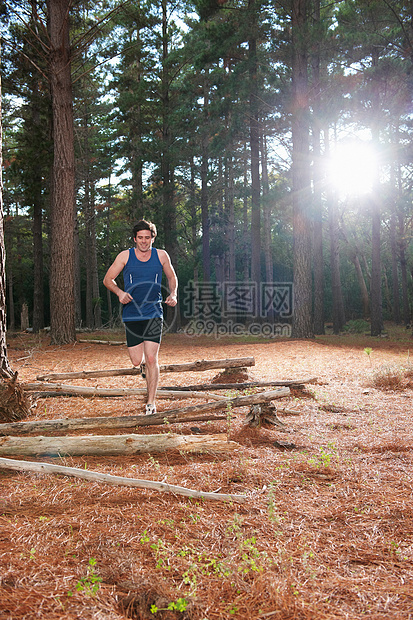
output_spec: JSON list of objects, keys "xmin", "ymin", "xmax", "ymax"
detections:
[
  {"xmin": 388, "ymin": 541, "xmax": 402, "ymax": 558},
  {"xmin": 68, "ymin": 558, "xmax": 102, "ymax": 597},
  {"xmin": 148, "ymin": 454, "xmax": 161, "ymax": 471},
  {"xmin": 140, "ymin": 529, "xmax": 150, "ymax": 543},
  {"xmin": 182, "ymin": 565, "xmax": 198, "ymax": 595},
  {"xmin": 364, "ymin": 347, "xmax": 373, "ymax": 366},
  {"xmin": 189, "ymin": 513, "xmax": 200, "ymax": 523},
  {"xmin": 20, "ymin": 547, "xmax": 37, "ymax": 561},
  {"xmin": 308, "ymin": 443, "xmax": 338, "ymax": 469},
  {"xmin": 150, "ymin": 539, "xmax": 170, "ymax": 570},
  {"xmin": 226, "ymin": 513, "xmax": 244, "ymax": 536},
  {"xmin": 267, "ymin": 482, "xmax": 283, "ymax": 524},
  {"xmin": 158, "ymin": 518, "xmax": 175, "ymax": 527},
  {"xmin": 151, "ymin": 598, "xmax": 188, "ymax": 614},
  {"xmin": 238, "ymin": 536, "xmax": 264, "ymax": 574}
]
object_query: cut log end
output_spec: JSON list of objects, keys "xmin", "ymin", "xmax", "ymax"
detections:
[
  {"xmin": 0, "ymin": 374, "xmax": 30, "ymax": 423},
  {"xmin": 211, "ymin": 367, "xmax": 250, "ymax": 384},
  {"xmin": 245, "ymin": 402, "xmax": 286, "ymax": 429}
]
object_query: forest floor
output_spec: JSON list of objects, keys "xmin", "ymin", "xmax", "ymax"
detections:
[{"xmin": 1, "ymin": 326, "xmax": 413, "ymax": 620}]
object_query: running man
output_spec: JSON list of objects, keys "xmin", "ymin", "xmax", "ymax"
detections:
[{"xmin": 103, "ymin": 220, "xmax": 178, "ymax": 414}]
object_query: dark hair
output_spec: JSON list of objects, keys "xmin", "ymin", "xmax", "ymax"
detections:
[{"xmin": 133, "ymin": 220, "xmax": 157, "ymax": 239}]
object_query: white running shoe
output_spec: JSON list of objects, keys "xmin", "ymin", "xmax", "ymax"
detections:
[{"xmin": 145, "ymin": 403, "xmax": 156, "ymax": 415}]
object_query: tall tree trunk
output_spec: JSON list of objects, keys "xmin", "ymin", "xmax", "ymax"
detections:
[
  {"xmin": 201, "ymin": 71, "xmax": 211, "ymax": 281},
  {"xmin": 291, "ymin": 0, "xmax": 313, "ymax": 338},
  {"xmin": 160, "ymin": 0, "xmax": 178, "ymax": 331},
  {"xmin": 82, "ymin": 107, "xmax": 101, "ymax": 331},
  {"xmin": 161, "ymin": 0, "xmax": 174, "ymax": 260},
  {"xmin": 32, "ymin": 197, "xmax": 44, "ymax": 332},
  {"xmin": 261, "ymin": 130, "xmax": 272, "ymax": 285},
  {"xmin": 340, "ymin": 223, "xmax": 369, "ymax": 320},
  {"xmin": 48, "ymin": 0, "xmax": 76, "ymax": 344},
  {"xmin": 399, "ymin": 243, "xmax": 410, "ymax": 325},
  {"xmin": 328, "ymin": 195, "xmax": 345, "ymax": 333},
  {"xmin": 4, "ymin": 208, "xmax": 14, "ymax": 331},
  {"xmin": 242, "ymin": 149, "xmax": 250, "ymax": 283},
  {"xmin": 225, "ymin": 155, "xmax": 236, "ymax": 282},
  {"xmin": 31, "ymin": 89, "xmax": 45, "ymax": 333},
  {"xmin": 74, "ymin": 210, "xmax": 82, "ymax": 328},
  {"xmin": 90, "ymin": 188, "xmax": 102, "ymax": 329},
  {"xmin": 190, "ymin": 156, "xmax": 199, "ymax": 284},
  {"xmin": 85, "ymin": 187, "xmax": 102, "ymax": 329},
  {"xmin": 249, "ymin": 0, "xmax": 261, "ymax": 314},
  {"xmin": 105, "ymin": 172, "xmax": 113, "ymax": 324},
  {"xmin": 130, "ymin": 25, "xmax": 143, "ymax": 221},
  {"xmin": 388, "ymin": 125, "xmax": 400, "ymax": 324},
  {"xmin": 351, "ymin": 253, "xmax": 369, "ymax": 320},
  {"xmin": 370, "ymin": 197, "xmax": 382, "ymax": 336},
  {"xmin": 0, "ymin": 54, "xmax": 14, "ymax": 378},
  {"xmin": 260, "ymin": 130, "xmax": 273, "ymax": 321},
  {"xmin": 84, "ymin": 113, "xmax": 93, "ymax": 329},
  {"xmin": 311, "ymin": 0, "xmax": 324, "ymax": 335},
  {"xmin": 325, "ymin": 129, "xmax": 345, "ymax": 333},
  {"xmin": 390, "ymin": 210, "xmax": 400, "ymax": 324},
  {"xmin": 213, "ymin": 159, "xmax": 225, "ymax": 286},
  {"xmin": 369, "ymin": 49, "xmax": 382, "ymax": 337}
]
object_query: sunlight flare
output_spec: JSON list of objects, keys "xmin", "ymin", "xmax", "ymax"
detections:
[{"xmin": 326, "ymin": 141, "xmax": 378, "ymax": 197}]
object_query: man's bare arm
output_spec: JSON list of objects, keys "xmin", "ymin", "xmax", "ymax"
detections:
[
  {"xmin": 103, "ymin": 251, "xmax": 132, "ymax": 305},
  {"xmin": 159, "ymin": 250, "xmax": 178, "ymax": 306}
]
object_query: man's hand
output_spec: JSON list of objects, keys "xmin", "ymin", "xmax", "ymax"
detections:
[
  {"xmin": 118, "ymin": 291, "xmax": 133, "ymax": 304},
  {"xmin": 165, "ymin": 294, "xmax": 177, "ymax": 307}
]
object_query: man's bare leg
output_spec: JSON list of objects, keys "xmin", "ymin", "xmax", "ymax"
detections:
[
  {"xmin": 127, "ymin": 342, "xmax": 144, "ymax": 368},
  {"xmin": 143, "ymin": 340, "xmax": 160, "ymax": 408}
]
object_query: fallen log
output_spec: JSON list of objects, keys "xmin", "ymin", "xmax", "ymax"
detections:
[
  {"xmin": 0, "ymin": 413, "xmax": 228, "ymax": 436},
  {"xmin": 36, "ymin": 357, "xmax": 255, "ymax": 382},
  {"xmin": 160, "ymin": 378, "xmax": 317, "ymax": 391},
  {"xmin": 0, "ymin": 388, "xmax": 289, "ymax": 436},
  {"xmin": 0, "ymin": 433, "xmax": 239, "ymax": 457},
  {"xmin": 0, "ymin": 457, "xmax": 246, "ymax": 503},
  {"xmin": 23, "ymin": 384, "xmax": 226, "ymax": 400},
  {"xmin": 278, "ymin": 408, "xmax": 302, "ymax": 416},
  {"xmin": 77, "ymin": 339, "xmax": 126, "ymax": 345}
]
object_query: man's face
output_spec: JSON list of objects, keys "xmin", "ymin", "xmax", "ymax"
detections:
[{"xmin": 134, "ymin": 230, "xmax": 154, "ymax": 253}]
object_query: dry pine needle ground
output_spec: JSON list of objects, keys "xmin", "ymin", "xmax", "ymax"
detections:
[{"xmin": 0, "ymin": 329, "xmax": 412, "ymax": 619}]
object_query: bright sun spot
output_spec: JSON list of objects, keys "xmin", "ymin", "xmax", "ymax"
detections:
[{"xmin": 327, "ymin": 141, "xmax": 378, "ymax": 197}]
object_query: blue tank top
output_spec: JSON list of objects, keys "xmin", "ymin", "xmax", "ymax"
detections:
[{"xmin": 122, "ymin": 248, "xmax": 163, "ymax": 321}]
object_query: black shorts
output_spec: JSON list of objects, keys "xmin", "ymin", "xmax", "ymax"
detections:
[{"xmin": 124, "ymin": 318, "xmax": 163, "ymax": 347}]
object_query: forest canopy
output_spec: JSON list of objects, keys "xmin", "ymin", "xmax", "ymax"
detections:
[{"xmin": 1, "ymin": 0, "xmax": 413, "ymax": 343}]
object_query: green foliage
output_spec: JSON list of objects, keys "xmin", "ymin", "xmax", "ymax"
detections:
[
  {"xmin": 364, "ymin": 348, "xmax": 373, "ymax": 367},
  {"xmin": 2, "ymin": 0, "xmax": 413, "ymax": 332},
  {"xmin": 68, "ymin": 558, "xmax": 102, "ymax": 597},
  {"xmin": 344, "ymin": 319, "xmax": 370, "ymax": 334},
  {"xmin": 308, "ymin": 443, "xmax": 339, "ymax": 469},
  {"xmin": 151, "ymin": 597, "xmax": 188, "ymax": 614}
]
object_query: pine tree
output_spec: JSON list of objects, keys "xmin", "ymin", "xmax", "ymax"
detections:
[{"xmin": 0, "ymin": 41, "xmax": 30, "ymax": 421}]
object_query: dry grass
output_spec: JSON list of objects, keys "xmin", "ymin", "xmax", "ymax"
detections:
[
  {"xmin": 1, "ymin": 330, "xmax": 412, "ymax": 619},
  {"xmin": 369, "ymin": 364, "xmax": 413, "ymax": 391}
]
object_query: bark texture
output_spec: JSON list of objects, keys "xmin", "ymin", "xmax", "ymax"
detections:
[
  {"xmin": 0, "ymin": 433, "xmax": 239, "ymax": 457},
  {"xmin": 291, "ymin": 0, "xmax": 313, "ymax": 338},
  {"xmin": 48, "ymin": 0, "xmax": 76, "ymax": 344}
]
